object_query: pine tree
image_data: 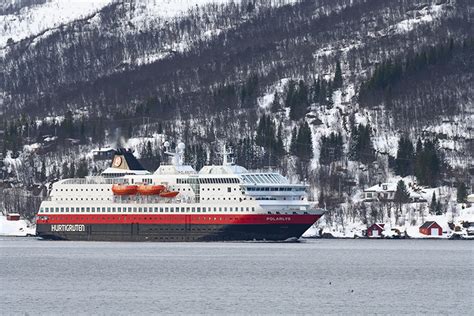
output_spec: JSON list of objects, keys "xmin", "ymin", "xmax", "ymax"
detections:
[
  {"xmin": 76, "ymin": 159, "xmax": 89, "ymax": 178},
  {"xmin": 80, "ymin": 119, "xmax": 86, "ymax": 144},
  {"xmin": 61, "ymin": 162, "xmax": 69, "ymax": 179},
  {"xmin": 326, "ymin": 80, "xmax": 334, "ymax": 109},
  {"xmin": 333, "ymin": 60, "xmax": 343, "ymax": 89},
  {"xmin": 296, "ymin": 121, "xmax": 313, "ymax": 160},
  {"xmin": 69, "ymin": 162, "xmax": 76, "ymax": 178},
  {"xmin": 40, "ymin": 160, "xmax": 46, "ymax": 182},
  {"xmin": 289, "ymin": 80, "xmax": 309, "ymax": 120},
  {"xmin": 430, "ymin": 192, "xmax": 437, "ymax": 214},
  {"xmin": 311, "ymin": 78, "xmax": 320, "ymax": 104},
  {"xmin": 395, "ymin": 135, "xmax": 414, "ymax": 176},
  {"xmin": 457, "ymin": 182, "xmax": 468, "ymax": 203},
  {"xmin": 275, "ymin": 124, "xmax": 285, "ymax": 160},
  {"xmin": 318, "ymin": 190, "xmax": 325, "ymax": 207},
  {"xmin": 415, "ymin": 139, "xmax": 442, "ymax": 187},
  {"xmin": 285, "ymin": 80, "xmax": 296, "ymax": 108},
  {"xmin": 290, "ymin": 127, "xmax": 298, "ymax": 156},
  {"xmin": 62, "ymin": 110, "xmax": 74, "ymax": 138},
  {"xmin": 349, "ymin": 124, "xmax": 375, "ymax": 164},
  {"xmin": 270, "ymin": 91, "xmax": 281, "ymax": 113},
  {"xmin": 319, "ymin": 132, "xmax": 343, "ymax": 165},
  {"xmin": 394, "ymin": 180, "xmax": 411, "ymax": 205}
]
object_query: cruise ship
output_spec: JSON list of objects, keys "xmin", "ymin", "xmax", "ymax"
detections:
[{"xmin": 36, "ymin": 144, "xmax": 325, "ymax": 241}]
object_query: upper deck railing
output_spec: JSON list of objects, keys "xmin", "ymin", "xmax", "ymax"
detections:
[{"xmin": 61, "ymin": 177, "xmax": 127, "ymax": 185}]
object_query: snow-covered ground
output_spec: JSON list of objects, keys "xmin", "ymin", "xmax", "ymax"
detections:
[
  {"xmin": 0, "ymin": 0, "xmax": 114, "ymax": 47},
  {"xmin": 0, "ymin": 215, "xmax": 35, "ymax": 237},
  {"xmin": 394, "ymin": 2, "xmax": 445, "ymax": 34}
]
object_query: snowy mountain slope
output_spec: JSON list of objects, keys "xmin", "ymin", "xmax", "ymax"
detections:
[
  {"xmin": 1, "ymin": 0, "xmax": 473, "ymax": 229},
  {"xmin": 0, "ymin": 0, "xmax": 114, "ymax": 47}
]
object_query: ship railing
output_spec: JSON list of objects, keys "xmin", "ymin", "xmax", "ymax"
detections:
[
  {"xmin": 112, "ymin": 196, "xmax": 194, "ymax": 204},
  {"xmin": 42, "ymin": 196, "xmax": 196, "ymax": 204},
  {"xmin": 62, "ymin": 177, "xmax": 128, "ymax": 185}
]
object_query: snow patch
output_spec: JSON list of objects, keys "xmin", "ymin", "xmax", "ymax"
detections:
[
  {"xmin": 0, "ymin": 215, "xmax": 35, "ymax": 237},
  {"xmin": 0, "ymin": 0, "xmax": 114, "ymax": 47},
  {"xmin": 394, "ymin": 3, "xmax": 445, "ymax": 34}
]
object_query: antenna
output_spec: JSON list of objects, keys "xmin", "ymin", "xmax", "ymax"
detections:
[
  {"xmin": 163, "ymin": 141, "xmax": 185, "ymax": 166},
  {"xmin": 219, "ymin": 144, "xmax": 234, "ymax": 166}
]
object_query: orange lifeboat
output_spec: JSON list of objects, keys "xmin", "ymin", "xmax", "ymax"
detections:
[
  {"xmin": 159, "ymin": 190, "xmax": 179, "ymax": 198},
  {"xmin": 112, "ymin": 184, "xmax": 138, "ymax": 195},
  {"xmin": 137, "ymin": 184, "xmax": 166, "ymax": 195}
]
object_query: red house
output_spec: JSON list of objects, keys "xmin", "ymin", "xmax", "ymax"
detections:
[
  {"xmin": 419, "ymin": 221, "xmax": 442, "ymax": 236},
  {"xmin": 367, "ymin": 223, "xmax": 385, "ymax": 238},
  {"xmin": 6, "ymin": 213, "xmax": 20, "ymax": 221}
]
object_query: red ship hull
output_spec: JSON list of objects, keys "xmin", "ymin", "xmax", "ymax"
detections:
[{"xmin": 36, "ymin": 213, "xmax": 322, "ymax": 241}]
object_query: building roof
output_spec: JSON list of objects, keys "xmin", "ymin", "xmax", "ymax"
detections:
[
  {"xmin": 364, "ymin": 183, "xmax": 397, "ymax": 192},
  {"xmin": 467, "ymin": 194, "xmax": 474, "ymax": 203},
  {"xmin": 368, "ymin": 223, "xmax": 385, "ymax": 230},
  {"xmin": 420, "ymin": 221, "xmax": 440, "ymax": 229}
]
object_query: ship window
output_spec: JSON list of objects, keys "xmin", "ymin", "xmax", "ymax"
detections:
[
  {"xmin": 81, "ymin": 207, "xmax": 85, "ymax": 212},
  {"xmin": 165, "ymin": 207, "xmax": 168, "ymax": 212},
  {"xmin": 138, "ymin": 207, "xmax": 142, "ymax": 213},
  {"xmin": 191, "ymin": 208, "xmax": 195, "ymax": 213},
  {"xmin": 170, "ymin": 207, "xmax": 174, "ymax": 213},
  {"xmin": 160, "ymin": 208, "xmax": 163, "ymax": 212},
  {"xmin": 133, "ymin": 207, "xmax": 137, "ymax": 212},
  {"xmin": 112, "ymin": 207, "xmax": 116, "ymax": 212},
  {"xmin": 154, "ymin": 207, "xmax": 158, "ymax": 212},
  {"xmin": 197, "ymin": 207, "xmax": 201, "ymax": 213},
  {"xmin": 86, "ymin": 207, "xmax": 90, "ymax": 212}
]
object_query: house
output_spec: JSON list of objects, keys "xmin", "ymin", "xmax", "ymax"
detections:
[
  {"xmin": 363, "ymin": 183, "xmax": 397, "ymax": 202},
  {"xmin": 6, "ymin": 213, "xmax": 20, "ymax": 221},
  {"xmin": 362, "ymin": 181, "xmax": 427, "ymax": 203},
  {"xmin": 367, "ymin": 223, "xmax": 385, "ymax": 238},
  {"xmin": 419, "ymin": 221, "xmax": 442, "ymax": 236}
]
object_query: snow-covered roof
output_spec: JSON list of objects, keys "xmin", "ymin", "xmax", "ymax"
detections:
[
  {"xmin": 420, "ymin": 221, "xmax": 441, "ymax": 229},
  {"xmin": 368, "ymin": 223, "xmax": 385, "ymax": 229},
  {"xmin": 467, "ymin": 194, "xmax": 474, "ymax": 203},
  {"xmin": 364, "ymin": 183, "xmax": 397, "ymax": 192},
  {"xmin": 154, "ymin": 165, "xmax": 196, "ymax": 175},
  {"xmin": 199, "ymin": 164, "xmax": 248, "ymax": 175}
]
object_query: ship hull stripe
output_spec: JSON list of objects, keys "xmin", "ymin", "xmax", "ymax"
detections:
[
  {"xmin": 36, "ymin": 214, "xmax": 321, "ymax": 225},
  {"xmin": 36, "ymin": 222, "xmax": 318, "ymax": 242}
]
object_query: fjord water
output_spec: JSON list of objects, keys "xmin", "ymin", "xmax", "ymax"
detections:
[{"xmin": 1, "ymin": 238, "xmax": 472, "ymax": 315}]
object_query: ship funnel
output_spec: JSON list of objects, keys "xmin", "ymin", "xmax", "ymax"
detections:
[{"xmin": 110, "ymin": 148, "xmax": 146, "ymax": 171}]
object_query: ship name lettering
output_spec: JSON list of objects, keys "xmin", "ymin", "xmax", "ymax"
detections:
[
  {"xmin": 266, "ymin": 217, "xmax": 291, "ymax": 221},
  {"xmin": 51, "ymin": 224, "xmax": 85, "ymax": 232}
]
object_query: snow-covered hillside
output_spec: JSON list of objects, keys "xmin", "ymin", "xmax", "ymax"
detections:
[
  {"xmin": 1, "ymin": 0, "xmax": 472, "ymax": 236},
  {"xmin": 0, "ymin": 0, "xmax": 114, "ymax": 47}
]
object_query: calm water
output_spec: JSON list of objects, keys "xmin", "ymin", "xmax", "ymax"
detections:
[{"xmin": 0, "ymin": 238, "xmax": 472, "ymax": 315}]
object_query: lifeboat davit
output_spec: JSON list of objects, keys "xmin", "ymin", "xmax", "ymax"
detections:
[
  {"xmin": 112, "ymin": 184, "xmax": 138, "ymax": 195},
  {"xmin": 159, "ymin": 191, "xmax": 179, "ymax": 198},
  {"xmin": 137, "ymin": 184, "xmax": 166, "ymax": 195}
]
